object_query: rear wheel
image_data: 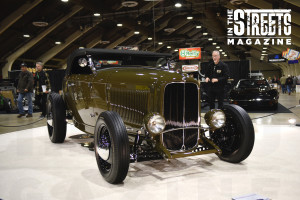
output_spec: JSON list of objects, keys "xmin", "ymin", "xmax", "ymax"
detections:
[
  {"xmin": 4, "ymin": 99, "xmax": 12, "ymax": 113},
  {"xmin": 94, "ymin": 111, "xmax": 130, "ymax": 184},
  {"xmin": 47, "ymin": 93, "xmax": 66, "ymax": 143},
  {"xmin": 211, "ymin": 104, "xmax": 255, "ymax": 163}
]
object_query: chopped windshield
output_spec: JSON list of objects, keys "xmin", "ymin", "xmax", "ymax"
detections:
[
  {"xmin": 92, "ymin": 55, "xmax": 168, "ymax": 69},
  {"xmin": 237, "ymin": 80, "xmax": 269, "ymax": 89},
  {"xmin": 71, "ymin": 53, "xmax": 170, "ymax": 75}
]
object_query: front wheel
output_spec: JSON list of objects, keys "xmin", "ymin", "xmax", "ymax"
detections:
[
  {"xmin": 211, "ymin": 104, "xmax": 255, "ymax": 163},
  {"xmin": 94, "ymin": 111, "xmax": 130, "ymax": 184}
]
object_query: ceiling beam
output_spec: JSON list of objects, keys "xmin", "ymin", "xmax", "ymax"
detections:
[
  {"xmin": 38, "ymin": 21, "xmax": 101, "ymax": 63},
  {"xmin": 0, "ymin": 0, "xmax": 43, "ymax": 35},
  {"xmin": 2, "ymin": 5, "xmax": 83, "ymax": 78},
  {"xmin": 284, "ymin": 0, "xmax": 300, "ymax": 7}
]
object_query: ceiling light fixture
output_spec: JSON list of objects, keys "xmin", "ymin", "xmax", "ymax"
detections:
[
  {"xmin": 61, "ymin": 0, "xmax": 68, "ymax": 2},
  {"xmin": 94, "ymin": 13, "xmax": 101, "ymax": 17},
  {"xmin": 148, "ymin": 37, "xmax": 152, "ymax": 40},
  {"xmin": 23, "ymin": 34, "xmax": 30, "ymax": 38},
  {"xmin": 174, "ymin": 49, "xmax": 178, "ymax": 52},
  {"xmin": 117, "ymin": 23, "xmax": 123, "ymax": 27},
  {"xmin": 175, "ymin": 3, "xmax": 182, "ymax": 8},
  {"xmin": 196, "ymin": 25, "xmax": 202, "ymax": 29},
  {"xmin": 219, "ymin": 49, "xmax": 223, "ymax": 52},
  {"xmin": 262, "ymin": 50, "xmax": 266, "ymax": 53},
  {"xmin": 187, "ymin": 16, "xmax": 193, "ymax": 20},
  {"xmin": 164, "ymin": 28, "xmax": 176, "ymax": 33},
  {"xmin": 122, "ymin": 1, "xmax": 138, "ymax": 7},
  {"xmin": 32, "ymin": 21, "xmax": 48, "ymax": 27},
  {"xmin": 55, "ymin": 41, "xmax": 61, "ymax": 45},
  {"xmin": 158, "ymin": 42, "xmax": 163, "ymax": 45},
  {"xmin": 100, "ymin": 40, "xmax": 110, "ymax": 44},
  {"xmin": 224, "ymin": 54, "xmax": 228, "ymax": 57},
  {"xmin": 134, "ymin": 31, "xmax": 140, "ymax": 34},
  {"xmin": 79, "ymin": 47, "xmax": 85, "ymax": 49},
  {"xmin": 263, "ymin": 47, "xmax": 268, "ymax": 49},
  {"xmin": 208, "ymin": 38, "xmax": 213, "ymax": 41},
  {"xmin": 212, "ymin": 42, "xmax": 217, "ymax": 45},
  {"xmin": 222, "ymin": 52, "xmax": 225, "ymax": 54},
  {"xmin": 216, "ymin": 46, "xmax": 220, "ymax": 49},
  {"xmin": 167, "ymin": 46, "xmax": 171, "ymax": 48},
  {"xmin": 203, "ymin": 32, "xmax": 208, "ymax": 35}
]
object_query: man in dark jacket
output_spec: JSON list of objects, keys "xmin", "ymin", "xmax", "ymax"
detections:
[
  {"xmin": 285, "ymin": 75, "xmax": 293, "ymax": 95},
  {"xmin": 34, "ymin": 61, "xmax": 51, "ymax": 118},
  {"xmin": 205, "ymin": 50, "xmax": 229, "ymax": 109},
  {"xmin": 17, "ymin": 63, "xmax": 34, "ymax": 118}
]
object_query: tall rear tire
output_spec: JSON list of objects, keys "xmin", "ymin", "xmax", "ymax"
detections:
[
  {"xmin": 46, "ymin": 93, "xmax": 67, "ymax": 143},
  {"xmin": 94, "ymin": 111, "xmax": 130, "ymax": 184},
  {"xmin": 211, "ymin": 104, "xmax": 255, "ymax": 163}
]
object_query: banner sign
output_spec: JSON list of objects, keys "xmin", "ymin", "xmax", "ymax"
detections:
[
  {"xmin": 179, "ymin": 47, "xmax": 201, "ymax": 60},
  {"xmin": 182, "ymin": 64, "xmax": 199, "ymax": 72},
  {"xmin": 268, "ymin": 54, "xmax": 286, "ymax": 63},
  {"xmin": 288, "ymin": 60, "xmax": 299, "ymax": 64},
  {"xmin": 282, "ymin": 48, "xmax": 300, "ymax": 60}
]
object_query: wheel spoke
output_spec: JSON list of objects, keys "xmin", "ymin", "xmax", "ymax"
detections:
[
  {"xmin": 96, "ymin": 125, "xmax": 112, "ymax": 172},
  {"xmin": 211, "ymin": 112, "xmax": 241, "ymax": 155}
]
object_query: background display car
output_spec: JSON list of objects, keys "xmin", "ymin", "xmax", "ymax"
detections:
[
  {"xmin": 46, "ymin": 49, "xmax": 255, "ymax": 184},
  {"xmin": 0, "ymin": 91, "xmax": 12, "ymax": 113},
  {"xmin": 229, "ymin": 79, "xmax": 279, "ymax": 110}
]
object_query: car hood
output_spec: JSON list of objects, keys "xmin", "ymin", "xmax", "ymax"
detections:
[{"xmin": 94, "ymin": 67, "xmax": 197, "ymax": 87}]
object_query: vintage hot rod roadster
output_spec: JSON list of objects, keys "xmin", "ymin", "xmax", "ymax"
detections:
[{"xmin": 46, "ymin": 49, "xmax": 255, "ymax": 184}]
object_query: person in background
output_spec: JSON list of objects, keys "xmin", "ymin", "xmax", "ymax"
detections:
[
  {"xmin": 267, "ymin": 77, "xmax": 272, "ymax": 84},
  {"xmin": 272, "ymin": 76, "xmax": 278, "ymax": 83},
  {"xmin": 285, "ymin": 75, "xmax": 293, "ymax": 95},
  {"xmin": 205, "ymin": 50, "xmax": 229, "ymax": 109},
  {"xmin": 292, "ymin": 75, "xmax": 298, "ymax": 93},
  {"xmin": 297, "ymin": 74, "xmax": 300, "ymax": 85},
  {"xmin": 17, "ymin": 63, "xmax": 34, "ymax": 118},
  {"xmin": 34, "ymin": 61, "xmax": 51, "ymax": 118},
  {"xmin": 280, "ymin": 75, "xmax": 287, "ymax": 94},
  {"xmin": 292, "ymin": 76, "xmax": 298, "ymax": 92}
]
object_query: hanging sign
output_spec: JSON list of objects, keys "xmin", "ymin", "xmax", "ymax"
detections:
[
  {"xmin": 182, "ymin": 64, "xmax": 199, "ymax": 72},
  {"xmin": 179, "ymin": 47, "xmax": 201, "ymax": 60}
]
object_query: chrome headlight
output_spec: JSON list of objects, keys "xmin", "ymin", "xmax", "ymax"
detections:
[
  {"xmin": 145, "ymin": 114, "xmax": 166, "ymax": 134},
  {"xmin": 204, "ymin": 109, "xmax": 226, "ymax": 130}
]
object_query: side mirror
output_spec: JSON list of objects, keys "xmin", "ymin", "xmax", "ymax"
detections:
[
  {"xmin": 87, "ymin": 55, "xmax": 97, "ymax": 74},
  {"xmin": 167, "ymin": 60, "xmax": 176, "ymax": 71}
]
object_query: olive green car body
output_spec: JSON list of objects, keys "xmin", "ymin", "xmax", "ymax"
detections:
[{"xmin": 61, "ymin": 49, "xmax": 248, "ymax": 161}]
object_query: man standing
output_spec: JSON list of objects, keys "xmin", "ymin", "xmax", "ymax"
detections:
[
  {"xmin": 34, "ymin": 61, "xmax": 51, "ymax": 118},
  {"xmin": 280, "ymin": 75, "xmax": 287, "ymax": 93},
  {"xmin": 285, "ymin": 75, "xmax": 293, "ymax": 95},
  {"xmin": 17, "ymin": 63, "xmax": 34, "ymax": 118},
  {"xmin": 205, "ymin": 50, "xmax": 229, "ymax": 109}
]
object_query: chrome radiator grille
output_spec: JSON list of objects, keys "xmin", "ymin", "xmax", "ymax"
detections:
[
  {"xmin": 163, "ymin": 83, "xmax": 199, "ymax": 150},
  {"xmin": 110, "ymin": 88, "xmax": 149, "ymax": 125}
]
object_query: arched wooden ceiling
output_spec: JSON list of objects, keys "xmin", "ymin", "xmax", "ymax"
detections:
[{"xmin": 0, "ymin": 0, "xmax": 299, "ymax": 78}]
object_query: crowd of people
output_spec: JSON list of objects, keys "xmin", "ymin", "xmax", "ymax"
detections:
[{"xmin": 268, "ymin": 74, "xmax": 300, "ymax": 95}]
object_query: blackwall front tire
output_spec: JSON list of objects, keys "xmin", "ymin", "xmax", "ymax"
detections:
[
  {"xmin": 211, "ymin": 104, "xmax": 255, "ymax": 163},
  {"xmin": 47, "ymin": 93, "xmax": 66, "ymax": 143},
  {"xmin": 94, "ymin": 111, "xmax": 130, "ymax": 184}
]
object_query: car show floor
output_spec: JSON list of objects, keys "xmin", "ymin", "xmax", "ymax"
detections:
[{"xmin": 0, "ymin": 92, "xmax": 300, "ymax": 200}]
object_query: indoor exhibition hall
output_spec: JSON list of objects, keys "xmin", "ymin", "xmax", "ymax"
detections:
[{"xmin": 0, "ymin": 0, "xmax": 300, "ymax": 200}]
